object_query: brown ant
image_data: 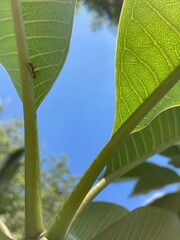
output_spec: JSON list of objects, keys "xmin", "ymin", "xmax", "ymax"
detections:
[{"xmin": 28, "ymin": 63, "xmax": 39, "ymax": 79}]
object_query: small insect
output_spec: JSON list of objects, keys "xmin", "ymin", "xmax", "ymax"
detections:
[{"xmin": 28, "ymin": 62, "xmax": 38, "ymax": 79}]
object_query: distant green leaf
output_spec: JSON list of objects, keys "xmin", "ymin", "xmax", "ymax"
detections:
[
  {"xmin": 0, "ymin": 0, "xmax": 76, "ymax": 108},
  {"xmin": 0, "ymin": 233, "xmax": 12, "ymax": 240},
  {"xmin": 170, "ymin": 158, "xmax": 180, "ymax": 168},
  {"xmin": 131, "ymin": 166, "xmax": 180, "ymax": 196},
  {"xmin": 116, "ymin": 162, "xmax": 159, "ymax": 181},
  {"xmin": 0, "ymin": 148, "xmax": 24, "ymax": 214},
  {"xmin": 161, "ymin": 145, "xmax": 180, "ymax": 159},
  {"xmin": 111, "ymin": 162, "xmax": 180, "ymax": 195},
  {"xmin": 161, "ymin": 146, "xmax": 180, "ymax": 167},
  {"xmin": 91, "ymin": 207, "xmax": 180, "ymax": 240},
  {"xmin": 69, "ymin": 202, "xmax": 128, "ymax": 240},
  {"xmin": 118, "ymin": 147, "xmax": 180, "ymax": 181},
  {"xmin": 150, "ymin": 192, "xmax": 180, "ymax": 218},
  {"xmin": 0, "ymin": 148, "xmax": 24, "ymax": 187},
  {"xmin": 104, "ymin": 107, "xmax": 180, "ymax": 181},
  {"xmin": 114, "ymin": 0, "xmax": 180, "ymax": 133}
]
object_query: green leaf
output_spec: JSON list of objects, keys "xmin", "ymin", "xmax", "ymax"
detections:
[
  {"xmin": 150, "ymin": 192, "xmax": 180, "ymax": 218},
  {"xmin": 131, "ymin": 165, "xmax": 180, "ymax": 196},
  {"xmin": 115, "ymin": 162, "xmax": 159, "ymax": 181},
  {"xmin": 105, "ymin": 162, "xmax": 179, "ymax": 195},
  {"xmin": 0, "ymin": 233, "xmax": 12, "ymax": 240},
  {"xmin": 104, "ymin": 107, "xmax": 180, "ymax": 180},
  {"xmin": 114, "ymin": 0, "xmax": 180, "ymax": 133},
  {"xmin": 161, "ymin": 145, "xmax": 180, "ymax": 167},
  {"xmin": 69, "ymin": 202, "xmax": 128, "ymax": 240},
  {"xmin": 0, "ymin": 148, "xmax": 24, "ymax": 188},
  {"xmin": 0, "ymin": 0, "xmax": 76, "ymax": 108},
  {"xmin": 91, "ymin": 207, "xmax": 180, "ymax": 240},
  {"xmin": 117, "ymin": 147, "xmax": 180, "ymax": 181},
  {"xmin": 161, "ymin": 145, "xmax": 180, "ymax": 159}
]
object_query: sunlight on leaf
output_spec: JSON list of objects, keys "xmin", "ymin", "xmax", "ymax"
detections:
[
  {"xmin": 0, "ymin": 0, "xmax": 76, "ymax": 108},
  {"xmin": 114, "ymin": 0, "xmax": 180, "ymax": 133}
]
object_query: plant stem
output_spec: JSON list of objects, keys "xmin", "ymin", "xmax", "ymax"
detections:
[
  {"xmin": 47, "ymin": 66, "xmax": 180, "ymax": 240},
  {"xmin": 71, "ymin": 135, "xmax": 180, "ymax": 225},
  {"xmin": 71, "ymin": 178, "xmax": 109, "ymax": 223},
  {"xmin": 10, "ymin": 1, "xmax": 44, "ymax": 238}
]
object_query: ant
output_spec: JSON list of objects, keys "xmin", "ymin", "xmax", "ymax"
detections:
[{"xmin": 28, "ymin": 62, "xmax": 38, "ymax": 79}]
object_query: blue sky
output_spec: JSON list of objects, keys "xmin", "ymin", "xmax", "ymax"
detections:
[{"xmin": 0, "ymin": 5, "xmax": 177, "ymax": 211}]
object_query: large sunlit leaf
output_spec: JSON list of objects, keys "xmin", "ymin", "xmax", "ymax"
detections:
[
  {"xmin": 69, "ymin": 202, "xmax": 128, "ymax": 240},
  {"xmin": 114, "ymin": 0, "xmax": 180, "ymax": 133},
  {"xmin": 0, "ymin": 0, "xmax": 76, "ymax": 108},
  {"xmin": 104, "ymin": 107, "xmax": 180, "ymax": 180},
  {"xmin": 150, "ymin": 192, "xmax": 180, "ymax": 218},
  {"xmin": 91, "ymin": 207, "xmax": 180, "ymax": 240}
]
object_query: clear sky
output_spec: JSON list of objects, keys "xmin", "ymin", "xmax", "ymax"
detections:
[{"xmin": 0, "ymin": 4, "xmax": 177, "ymax": 211}]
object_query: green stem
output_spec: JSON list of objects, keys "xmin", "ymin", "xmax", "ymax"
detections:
[
  {"xmin": 47, "ymin": 66, "xmax": 180, "ymax": 240},
  {"xmin": 10, "ymin": 1, "xmax": 44, "ymax": 238},
  {"xmin": 71, "ymin": 178, "xmax": 109, "ymax": 223},
  {"xmin": 71, "ymin": 135, "xmax": 180, "ymax": 225}
]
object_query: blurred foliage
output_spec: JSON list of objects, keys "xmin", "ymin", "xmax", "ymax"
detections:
[
  {"xmin": 0, "ymin": 102, "xmax": 77, "ymax": 239},
  {"xmin": 77, "ymin": 0, "xmax": 124, "ymax": 31},
  {"xmin": 114, "ymin": 145, "xmax": 180, "ymax": 196},
  {"xmin": 130, "ymin": 164, "xmax": 180, "ymax": 196},
  {"xmin": 0, "ymin": 112, "xmax": 23, "ymax": 161},
  {"xmin": 162, "ymin": 146, "xmax": 180, "ymax": 168},
  {"xmin": 0, "ymin": 148, "xmax": 24, "ymax": 186},
  {"xmin": 116, "ymin": 145, "xmax": 180, "ymax": 217},
  {"xmin": 0, "ymin": 103, "xmax": 24, "ymax": 238},
  {"xmin": 41, "ymin": 155, "xmax": 77, "ymax": 228},
  {"xmin": 150, "ymin": 192, "xmax": 180, "ymax": 219}
]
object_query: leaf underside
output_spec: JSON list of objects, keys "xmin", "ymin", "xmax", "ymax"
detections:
[
  {"xmin": 104, "ymin": 107, "xmax": 180, "ymax": 179},
  {"xmin": 162, "ymin": 145, "xmax": 180, "ymax": 167},
  {"xmin": 91, "ymin": 207, "xmax": 180, "ymax": 240},
  {"xmin": 117, "ymin": 162, "xmax": 162, "ymax": 181},
  {"xmin": 0, "ymin": 0, "xmax": 76, "ymax": 108},
  {"xmin": 150, "ymin": 192, "xmax": 180, "ymax": 218},
  {"xmin": 114, "ymin": 0, "xmax": 180, "ymax": 133},
  {"xmin": 131, "ymin": 165, "xmax": 180, "ymax": 196},
  {"xmin": 69, "ymin": 202, "xmax": 128, "ymax": 240}
]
